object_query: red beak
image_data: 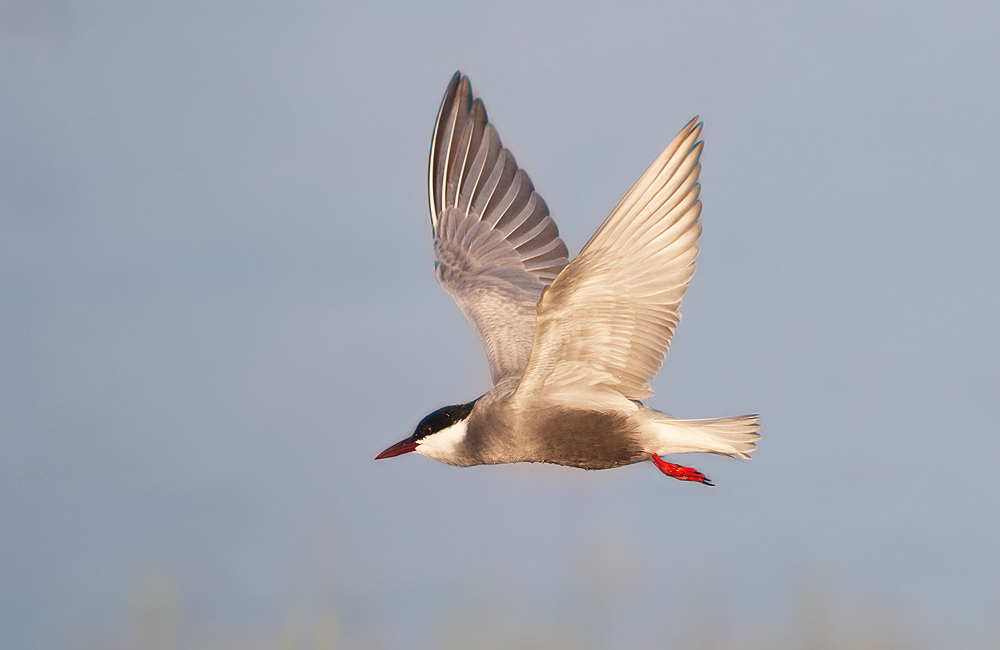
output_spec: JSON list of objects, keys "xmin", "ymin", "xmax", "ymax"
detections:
[{"xmin": 375, "ymin": 438, "xmax": 418, "ymax": 460}]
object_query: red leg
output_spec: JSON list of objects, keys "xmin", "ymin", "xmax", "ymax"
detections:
[{"xmin": 649, "ymin": 453, "xmax": 714, "ymax": 486}]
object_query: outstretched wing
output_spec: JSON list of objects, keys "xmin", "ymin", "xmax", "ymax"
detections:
[
  {"xmin": 429, "ymin": 72, "xmax": 569, "ymax": 385},
  {"xmin": 516, "ymin": 118, "xmax": 704, "ymax": 403}
]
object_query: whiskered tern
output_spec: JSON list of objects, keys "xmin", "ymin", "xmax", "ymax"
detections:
[{"xmin": 376, "ymin": 72, "xmax": 760, "ymax": 485}]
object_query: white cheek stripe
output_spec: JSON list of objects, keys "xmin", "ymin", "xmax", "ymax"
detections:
[{"xmin": 416, "ymin": 419, "xmax": 468, "ymax": 459}]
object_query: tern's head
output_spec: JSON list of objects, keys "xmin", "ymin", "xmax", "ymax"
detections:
[{"xmin": 375, "ymin": 401, "xmax": 476, "ymax": 462}]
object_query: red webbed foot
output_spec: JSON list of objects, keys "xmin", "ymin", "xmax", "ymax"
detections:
[{"xmin": 649, "ymin": 453, "xmax": 714, "ymax": 486}]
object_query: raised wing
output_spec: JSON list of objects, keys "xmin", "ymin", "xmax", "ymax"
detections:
[
  {"xmin": 429, "ymin": 72, "xmax": 569, "ymax": 385},
  {"xmin": 516, "ymin": 118, "xmax": 704, "ymax": 402}
]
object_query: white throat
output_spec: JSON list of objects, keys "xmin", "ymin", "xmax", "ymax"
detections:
[{"xmin": 416, "ymin": 419, "xmax": 469, "ymax": 461}]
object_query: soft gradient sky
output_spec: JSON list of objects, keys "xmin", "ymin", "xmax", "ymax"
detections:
[{"xmin": 2, "ymin": 1, "xmax": 998, "ymax": 649}]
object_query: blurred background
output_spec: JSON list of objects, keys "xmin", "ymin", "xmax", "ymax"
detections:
[{"xmin": 1, "ymin": 1, "xmax": 997, "ymax": 648}]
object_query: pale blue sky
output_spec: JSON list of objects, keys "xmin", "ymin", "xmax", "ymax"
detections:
[{"xmin": 1, "ymin": 1, "xmax": 998, "ymax": 648}]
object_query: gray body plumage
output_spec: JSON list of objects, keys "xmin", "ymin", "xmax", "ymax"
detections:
[
  {"xmin": 377, "ymin": 72, "xmax": 760, "ymax": 481},
  {"xmin": 440, "ymin": 380, "xmax": 645, "ymax": 469}
]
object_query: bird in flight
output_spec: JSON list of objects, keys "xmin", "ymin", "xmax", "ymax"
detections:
[{"xmin": 376, "ymin": 72, "xmax": 759, "ymax": 485}]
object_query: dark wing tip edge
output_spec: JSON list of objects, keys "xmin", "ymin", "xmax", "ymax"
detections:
[{"xmin": 429, "ymin": 71, "xmax": 472, "ymax": 226}]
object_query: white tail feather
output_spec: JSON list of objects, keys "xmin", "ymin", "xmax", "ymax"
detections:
[{"xmin": 645, "ymin": 414, "xmax": 761, "ymax": 460}]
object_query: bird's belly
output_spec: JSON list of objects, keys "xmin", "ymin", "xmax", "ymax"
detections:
[{"xmin": 522, "ymin": 408, "xmax": 646, "ymax": 470}]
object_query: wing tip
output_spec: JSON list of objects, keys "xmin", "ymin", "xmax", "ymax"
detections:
[
  {"xmin": 430, "ymin": 71, "xmax": 475, "ymax": 225},
  {"xmin": 685, "ymin": 117, "xmax": 704, "ymax": 152}
]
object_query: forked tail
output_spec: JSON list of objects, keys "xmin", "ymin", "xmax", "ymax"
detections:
[{"xmin": 646, "ymin": 413, "xmax": 761, "ymax": 460}]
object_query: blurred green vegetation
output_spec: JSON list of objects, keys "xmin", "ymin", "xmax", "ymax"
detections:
[{"xmin": 61, "ymin": 564, "xmax": 992, "ymax": 650}]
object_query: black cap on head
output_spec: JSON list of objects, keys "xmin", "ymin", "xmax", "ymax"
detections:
[{"xmin": 413, "ymin": 400, "xmax": 476, "ymax": 441}]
